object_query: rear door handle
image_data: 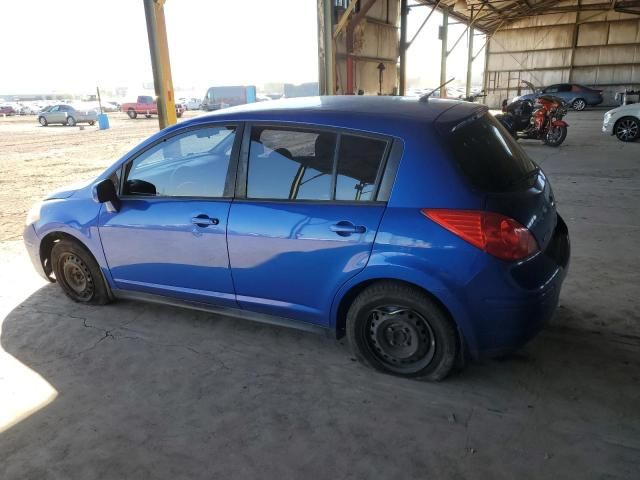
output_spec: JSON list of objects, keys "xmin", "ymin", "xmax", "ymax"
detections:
[
  {"xmin": 330, "ymin": 221, "xmax": 367, "ymax": 237},
  {"xmin": 191, "ymin": 215, "xmax": 219, "ymax": 227}
]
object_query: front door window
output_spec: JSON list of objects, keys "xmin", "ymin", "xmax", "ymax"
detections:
[{"xmin": 124, "ymin": 126, "xmax": 237, "ymax": 198}]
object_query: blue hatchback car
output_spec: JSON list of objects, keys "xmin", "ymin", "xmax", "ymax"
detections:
[{"xmin": 24, "ymin": 96, "xmax": 569, "ymax": 380}]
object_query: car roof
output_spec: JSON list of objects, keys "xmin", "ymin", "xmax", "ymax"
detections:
[{"xmin": 185, "ymin": 96, "xmax": 486, "ymax": 136}]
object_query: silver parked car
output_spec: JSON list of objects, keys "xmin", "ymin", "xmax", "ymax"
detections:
[{"xmin": 38, "ymin": 104, "xmax": 97, "ymax": 126}]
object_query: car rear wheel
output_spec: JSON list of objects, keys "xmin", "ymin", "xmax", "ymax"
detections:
[
  {"xmin": 66, "ymin": 116, "xmax": 76, "ymax": 126},
  {"xmin": 614, "ymin": 117, "xmax": 640, "ymax": 142},
  {"xmin": 346, "ymin": 282, "xmax": 458, "ymax": 381},
  {"xmin": 572, "ymin": 98, "xmax": 586, "ymax": 111},
  {"xmin": 89, "ymin": 120, "xmax": 95, "ymax": 126},
  {"xmin": 127, "ymin": 109, "xmax": 137, "ymax": 119},
  {"xmin": 51, "ymin": 240, "xmax": 111, "ymax": 305},
  {"xmin": 38, "ymin": 116, "xmax": 48, "ymax": 126}
]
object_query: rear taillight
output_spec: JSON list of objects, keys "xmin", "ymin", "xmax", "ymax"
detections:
[{"xmin": 422, "ymin": 209, "xmax": 539, "ymax": 261}]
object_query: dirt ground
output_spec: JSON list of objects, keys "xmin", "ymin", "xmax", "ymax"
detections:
[
  {"xmin": 1, "ymin": 109, "xmax": 639, "ymax": 479},
  {"xmin": 0, "ymin": 111, "xmax": 200, "ymax": 241}
]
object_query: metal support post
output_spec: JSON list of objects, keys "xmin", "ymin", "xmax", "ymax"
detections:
[
  {"xmin": 317, "ymin": 0, "xmax": 335, "ymax": 95},
  {"xmin": 439, "ymin": 7, "xmax": 449, "ymax": 97},
  {"xmin": 466, "ymin": 26, "xmax": 474, "ymax": 98},
  {"xmin": 399, "ymin": 0, "xmax": 408, "ymax": 96},
  {"xmin": 143, "ymin": 0, "xmax": 176, "ymax": 129}
]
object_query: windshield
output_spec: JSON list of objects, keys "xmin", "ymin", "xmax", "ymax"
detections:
[{"xmin": 446, "ymin": 113, "xmax": 538, "ymax": 192}]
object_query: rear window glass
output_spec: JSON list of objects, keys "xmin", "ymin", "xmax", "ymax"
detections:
[
  {"xmin": 335, "ymin": 135, "xmax": 386, "ymax": 201},
  {"xmin": 446, "ymin": 113, "xmax": 537, "ymax": 192}
]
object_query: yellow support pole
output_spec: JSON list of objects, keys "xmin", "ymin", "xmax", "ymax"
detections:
[{"xmin": 144, "ymin": 0, "xmax": 176, "ymax": 129}]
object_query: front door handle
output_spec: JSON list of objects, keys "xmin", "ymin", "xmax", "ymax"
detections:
[
  {"xmin": 191, "ymin": 215, "xmax": 219, "ymax": 227},
  {"xmin": 330, "ymin": 221, "xmax": 367, "ymax": 237}
]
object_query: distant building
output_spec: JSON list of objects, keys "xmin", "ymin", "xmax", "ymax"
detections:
[{"xmin": 283, "ymin": 82, "xmax": 319, "ymax": 98}]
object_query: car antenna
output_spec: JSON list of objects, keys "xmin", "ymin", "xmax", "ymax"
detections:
[{"xmin": 419, "ymin": 78, "xmax": 455, "ymax": 103}]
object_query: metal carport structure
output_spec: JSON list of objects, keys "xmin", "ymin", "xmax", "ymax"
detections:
[{"xmin": 317, "ymin": 0, "xmax": 640, "ymax": 106}]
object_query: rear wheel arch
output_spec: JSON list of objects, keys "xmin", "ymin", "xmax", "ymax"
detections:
[
  {"xmin": 334, "ymin": 278, "xmax": 460, "ymax": 342},
  {"xmin": 572, "ymin": 98, "xmax": 586, "ymax": 110},
  {"xmin": 340, "ymin": 279, "xmax": 465, "ymax": 379}
]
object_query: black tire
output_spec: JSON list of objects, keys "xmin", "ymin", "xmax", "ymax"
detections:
[
  {"xmin": 543, "ymin": 125, "xmax": 567, "ymax": 147},
  {"xmin": 51, "ymin": 240, "xmax": 111, "ymax": 305},
  {"xmin": 572, "ymin": 98, "xmax": 586, "ymax": 111},
  {"xmin": 346, "ymin": 282, "xmax": 458, "ymax": 381},
  {"xmin": 66, "ymin": 116, "xmax": 76, "ymax": 127},
  {"xmin": 127, "ymin": 109, "xmax": 137, "ymax": 119},
  {"xmin": 176, "ymin": 111, "xmax": 183, "ymax": 118},
  {"xmin": 38, "ymin": 116, "xmax": 48, "ymax": 126},
  {"xmin": 88, "ymin": 120, "xmax": 95, "ymax": 126},
  {"xmin": 145, "ymin": 114, "xmax": 152, "ymax": 119},
  {"xmin": 614, "ymin": 116, "xmax": 640, "ymax": 142}
]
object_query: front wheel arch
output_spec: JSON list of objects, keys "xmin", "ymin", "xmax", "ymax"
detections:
[
  {"xmin": 39, "ymin": 231, "xmax": 113, "ymax": 300},
  {"xmin": 614, "ymin": 116, "xmax": 640, "ymax": 142}
]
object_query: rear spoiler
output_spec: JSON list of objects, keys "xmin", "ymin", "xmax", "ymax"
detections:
[{"xmin": 433, "ymin": 103, "xmax": 489, "ymax": 135}]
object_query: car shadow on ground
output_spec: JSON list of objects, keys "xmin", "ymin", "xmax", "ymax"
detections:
[{"xmin": 1, "ymin": 283, "xmax": 639, "ymax": 479}]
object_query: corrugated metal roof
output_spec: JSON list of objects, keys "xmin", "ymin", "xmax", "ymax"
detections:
[{"xmin": 415, "ymin": 0, "xmax": 640, "ymax": 33}]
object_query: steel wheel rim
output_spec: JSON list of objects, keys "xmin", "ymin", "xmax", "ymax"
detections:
[
  {"xmin": 61, "ymin": 254, "xmax": 94, "ymax": 300},
  {"xmin": 365, "ymin": 306, "xmax": 436, "ymax": 373},
  {"xmin": 617, "ymin": 120, "xmax": 638, "ymax": 141}
]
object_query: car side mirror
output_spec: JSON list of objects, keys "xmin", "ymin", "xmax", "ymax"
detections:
[{"xmin": 95, "ymin": 178, "xmax": 121, "ymax": 211}]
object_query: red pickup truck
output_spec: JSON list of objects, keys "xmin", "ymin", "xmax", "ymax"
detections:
[{"xmin": 121, "ymin": 95, "xmax": 184, "ymax": 119}]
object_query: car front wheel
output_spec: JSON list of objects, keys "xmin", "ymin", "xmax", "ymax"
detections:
[
  {"xmin": 346, "ymin": 282, "xmax": 458, "ymax": 381},
  {"xmin": 615, "ymin": 117, "xmax": 639, "ymax": 142},
  {"xmin": 38, "ymin": 116, "xmax": 48, "ymax": 126},
  {"xmin": 51, "ymin": 240, "xmax": 111, "ymax": 305}
]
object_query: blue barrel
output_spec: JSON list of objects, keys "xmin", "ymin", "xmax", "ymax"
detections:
[
  {"xmin": 97, "ymin": 113, "xmax": 110, "ymax": 130},
  {"xmin": 246, "ymin": 86, "xmax": 257, "ymax": 104}
]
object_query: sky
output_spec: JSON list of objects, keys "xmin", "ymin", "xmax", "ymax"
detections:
[{"xmin": 0, "ymin": 0, "xmax": 484, "ymax": 96}]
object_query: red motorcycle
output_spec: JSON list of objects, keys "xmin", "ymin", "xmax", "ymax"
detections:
[{"xmin": 496, "ymin": 95, "xmax": 569, "ymax": 147}]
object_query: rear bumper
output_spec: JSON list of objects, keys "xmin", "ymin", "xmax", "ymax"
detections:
[
  {"xmin": 473, "ymin": 272, "xmax": 564, "ymax": 358},
  {"xmin": 467, "ymin": 215, "xmax": 570, "ymax": 358}
]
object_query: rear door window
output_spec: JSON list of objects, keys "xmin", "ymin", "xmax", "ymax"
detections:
[
  {"xmin": 335, "ymin": 135, "xmax": 387, "ymax": 201},
  {"xmin": 445, "ymin": 113, "xmax": 537, "ymax": 192},
  {"xmin": 245, "ymin": 126, "xmax": 389, "ymax": 201},
  {"xmin": 247, "ymin": 127, "xmax": 336, "ymax": 200}
]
